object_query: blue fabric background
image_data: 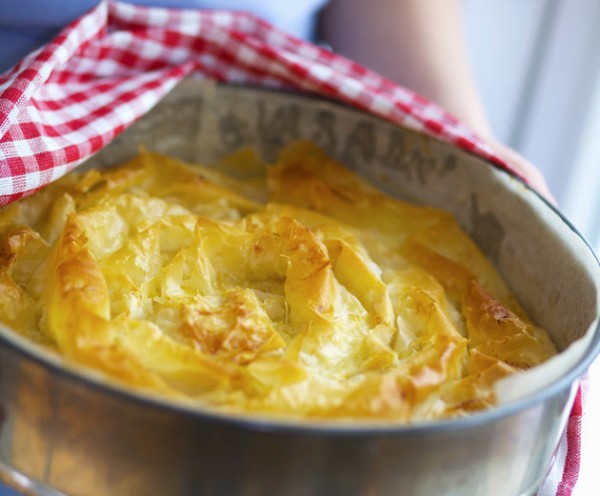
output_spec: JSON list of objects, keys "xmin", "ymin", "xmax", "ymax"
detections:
[{"xmin": 0, "ymin": 0, "xmax": 327, "ymax": 73}]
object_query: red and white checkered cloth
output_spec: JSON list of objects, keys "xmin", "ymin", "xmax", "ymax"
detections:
[{"xmin": 0, "ymin": 1, "xmax": 584, "ymax": 494}]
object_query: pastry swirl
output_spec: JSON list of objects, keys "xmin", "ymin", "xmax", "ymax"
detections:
[{"xmin": 0, "ymin": 142, "xmax": 557, "ymax": 421}]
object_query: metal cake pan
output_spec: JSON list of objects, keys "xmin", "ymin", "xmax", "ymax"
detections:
[{"xmin": 0, "ymin": 81, "xmax": 599, "ymax": 496}]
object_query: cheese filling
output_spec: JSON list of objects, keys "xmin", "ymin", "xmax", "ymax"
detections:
[{"xmin": 0, "ymin": 142, "xmax": 557, "ymax": 421}]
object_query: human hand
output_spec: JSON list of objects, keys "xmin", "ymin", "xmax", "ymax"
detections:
[{"xmin": 487, "ymin": 139, "xmax": 556, "ymax": 205}]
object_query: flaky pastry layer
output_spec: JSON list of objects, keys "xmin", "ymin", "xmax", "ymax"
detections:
[{"xmin": 0, "ymin": 142, "xmax": 557, "ymax": 421}]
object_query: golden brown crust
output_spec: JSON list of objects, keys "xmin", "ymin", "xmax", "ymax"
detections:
[{"xmin": 0, "ymin": 142, "xmax": 558, "ymax": 422}]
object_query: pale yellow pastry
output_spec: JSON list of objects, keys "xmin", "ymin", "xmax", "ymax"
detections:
[{"xmin": 0, "ymin": 142, "xmax": 557, "ymax": 422}]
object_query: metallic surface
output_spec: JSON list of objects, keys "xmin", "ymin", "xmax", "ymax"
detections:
[{"xmin": 0, "ymin": 82, "xmax": 598, "ymax": 496}]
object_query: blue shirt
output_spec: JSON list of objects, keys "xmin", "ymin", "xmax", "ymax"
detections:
[{"xmin": 0, "ymin": 0, "xmax": 328, "ymax": 73}]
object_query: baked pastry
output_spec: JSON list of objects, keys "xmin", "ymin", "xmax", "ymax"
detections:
[{"xmin": 0, "ymin": 141, "xmax": 557, "ymax": 421}]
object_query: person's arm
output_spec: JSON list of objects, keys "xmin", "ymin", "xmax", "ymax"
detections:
[
  {"xmin": 321, "ymin": 0, "xmax": 491, "ymax": 136},
  {"xmin": 320, "ymin": 0, "xmax": 553, "ymax": 200}
]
